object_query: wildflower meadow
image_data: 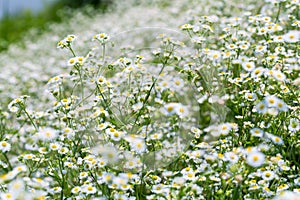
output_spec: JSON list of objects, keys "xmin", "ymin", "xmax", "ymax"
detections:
[{"xmin": 0, "ymin": 0, "xmax": 299, "ymax": 199}]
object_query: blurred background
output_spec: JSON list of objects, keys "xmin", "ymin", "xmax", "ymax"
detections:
[{"xmin": 0, "ymin": 0, "xmax": 112, "ymax": 51}]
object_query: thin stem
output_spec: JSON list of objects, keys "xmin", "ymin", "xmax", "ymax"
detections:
[
  {"xmin": 130, "ymin": 57, "xmax": 169, "ymax": 133},
  {"xmin": 74, "ymin": 88, "xmax": 97, "ymax": 108},
  {"xmin": 2, "ymin": 153, "xmax": 12, "ymax": 170},
  {"xmin": 58, "ymin": 157, "xmax": 65, "ymax": 200},
  {"xmin": 102, "ymin": 44, "xmax": 106, "ymax": 62},
  {"xmin": 275, "ymin": 2, "xmax": 281, "ymax": 23},
  {"xmin": 74, "ymin": 65, "xmax": 85, "ymax": 101},
  {"xmin": 68, "ymin": 46, "xmax": 76, "ymax": 57},
  {"xmin": 23, "ymin": 107, "xmax": 38, "ymax": 131}
]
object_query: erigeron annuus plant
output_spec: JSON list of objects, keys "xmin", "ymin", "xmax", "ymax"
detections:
[
  {"xmin": 0, "ymin": 0, "xmax": 300, "ymax": 199},
  {"xmin": 4, "ymin": 30, "xmax": 199, "ymax": 199}
]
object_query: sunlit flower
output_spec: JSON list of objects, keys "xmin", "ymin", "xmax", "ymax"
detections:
[
  {"xmin": 49, "ymin": 186, "xmax": 62, "ymax": 194},
  {"xmin": 292, "ymin": 20, "xmax": 300, "ymax": 27},
  {"xmin": 149, "ymin": 132, "xmax": 163, "ymax": 140},
  {"xmin": 245, "ymin": 92, "xmax": 257, "ymax": 101},
  {"xmin": 251, "ymin": 67, "xmax": 265, "ymax": 78},
  {"xmin": 62, "ymin": 127, "xmax": 75, "ymax": 139},
  {"xmin": 246, "ymin": 151, "xmax": 265, "ymax": 167},
  {"xmin": 272, "ymin": 70, "xmax": 286, "ymax": 82},
  {"xmin": 101, "ymin": 172, "xmax": 114, "ymax": 184},
  {"xmin": 0, "ymin": 141, "xmax": 11, "ymax": 152},
  {"xmin": 67, "ymin": 57, "xmax": 77, "ymax": 66},
  {"xmin": 218, "ymin": 123, "xmax": 232, "ymax": 135},
  {"xmin": 57, "ymin": 34, "xmax": 77, "ymax": 49},
  {"xmin": 124, "ymin": 156, "xmax": 142, "ymax": 169},
  {"xmin": 288, "ymin": 118, "xmax": 300, "ymax": 132},
  {"xmin": 242, "ymin": 61, "xmax": 256, "ymax": 72},
  {"xmin": 208, "ymin": 50, "xmax": 222, "ymax": 62},
  {"xmin": 172, "ymin": 77, "xmax": 185, "ymax": 90},
  {"xmin": 49, "ymin": 142, "xmax": 61, "ymax": 151},
  {"xmin": 38, "ymin": 147, "xmax": 47, "ymax": 154},
  {"xmin": 82, "ymin": 184, "xmax": 97, "ymax": 194},
  {"xmin": 92, "ymin": 107, "xmax": 109, "ymax": 118},
  {"xmin": 183, "ymin": 171, "xmax": 197, "ymax": 181},
  {"xmin": 261, "ymin": 170, "xmax": 275, "ymax": 181},
  {"xmin": 273, "ymin": 191, "xmax": 300, "ymax": 200},
  {"xmin": 58, "ymin": 147, "xmax": 69, "ymax": 154},
  {"xmin": 106, "ymin": 128, "xmax": 124, "ymax": 141},
  {"xmin": 272, "ymin": 35, "xmax": 284, "ymax": 42},
  {"xmin": 113, "ymin": 193, "xmax": 130, "ymax": 199},
  {"xmin": 161, "ymin": 103, "xmax": 178, "ymax": 116},
  {"xmin": 112, "ymin": 176, "xmax": 129, "ymax": 189},
  {"xmin": 277, "ymin": 184, "xmax": 289, "ymax": 193},
  {"xmin": 282, "ymin": 30, "xmax": 300, "ymax": 43},
  {"xmin": 35, "ymin": 127, "xmax": 58, "ymax": 142},
  {"xmin": 0, "ymin": 192, "xmax": 15, "ymax": 200},
  {"xmin": 97, "ymin": 122, "xmax": 110, "ymax": 131},
  {"xmin": 250, "ymin": 128, "xmax": 264, "ymax": 137},
  {"xmin": 79, "ymin": 172, "xmax": 88, "ymax": 179},
  {"xmin": 267, "ymin": 134, "xmax": 284, "ymax": 145},
  {"xmin": 249, "ymin": 184, "xmax": 260, "ymax": 191},
  {"xmin": 255, "ymin": 45, "xmax": 267, "ymax": 54},
  {"xmin": 224, "ymin": 151, "xmax": 239, "ymax": 163},
  {"xmin": 275, "ymin": 99, "xmax": 288, "ymax": 112},
  {"xmin": 175, "ymin": 103, "xmax": 189, "ymax": 118},
  {"xmin": 265, "ymin": 95, "xmax": 279, "ymax": 108},
  {"xmin": 255, "ymin": 101, "xmax": 268, "ymax": 114},
  {"xmin": 8, "ymin": 97, "xmax": 25, "ymax": 113},
  {"xmin": 127, "ymin": 137, "xmax": 146, "ymax": 154},
  {"xmin": 92, "ymin": 143, "xmax": 119, "ymax": 164},
  {"xmin": 152, "ymin": 184, "xmax": 167, "ymax": 194},
  {"xmin": 71, "ymin": 186, "xmax": 81, "ymax": 194},
  {"xmin": 23, "ymin": 154, "xmax": 35, "ymax": 160},
  {"xmin": 67, "ymin": 56, "xmax": 85, "ymax": 66},
  {"xmin": 93, "ymin": 33, "xmax": 110, "ymax": 44},
  {"xmin": 257, "ymin": 27, "xmax": 267, "ymax": 35},
  {"xmin": 96, "ymin": 76, "xmax": 107, "ymax": 85},
  {"xmin": 191, "ymin": 127, "xmax": 202, "ymax": 138}
]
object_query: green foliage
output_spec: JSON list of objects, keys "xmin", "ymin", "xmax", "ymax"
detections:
[{"xmin": 0, "ymin": 0, "xmax": 112, "ymax": 51}]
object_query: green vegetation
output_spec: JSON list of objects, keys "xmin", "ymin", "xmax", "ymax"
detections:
[
  {"xmin": 0, "ymin": 0, "xmax": 299, "ymax": 199},
  {"xmin": 0, "ymin": 0, "xmax": 112, "ymax": 51}
]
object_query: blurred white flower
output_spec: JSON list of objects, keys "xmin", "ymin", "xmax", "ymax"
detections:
[
  {"xmin": 246, "ymin": 151, "xmax": 265, "ymax": 167},
  {"xmin": 282, "ymin": 30, "xmax": 300, "ymax": 43}
]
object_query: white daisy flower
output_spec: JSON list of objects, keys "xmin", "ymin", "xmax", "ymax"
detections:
[
  {"xmin": 71, "ymin": 186, "xmax": 81, "ymax": 194},
  {"xmin": 288, "ymin": 118, "xmax": 300, "ymax": 132},
  {"xmin": 265, "ymin": 95, "xmax": 279, "ymax": 108},
  {"xmin": 35, "ymin": 127, "xmax": 58, "ymax": 142},
  {"xmin": 49, "ymin": 142, "xmax": 61, "ymax": 151},
  {"xmin": 242, "ymin": 61, "xmax": 256, "ymax": 72},
  {"xmin": 224, "ymin": 151, "xmax": 239, "ymax": 163},
  {"xmin": 0, "ymin": 141, "xmax": 11, "ymax": 152},
  {"xmin": 261, "ymin": 170, "xmax": 275, "ymax": 181},
  {"xmin": 250, "ymin": 128, "xmax": 264, "ymax": 138},
  {"xmin": 246, "ymin": 151, "xmax": 265, "ymax": 167},
  {"xmin": 282, "ymin": 30, "xmax": 300, "ymax": 43},
  {"xmin": 82, "ymin": 184, "xmax": 97, "ymax": 194}
]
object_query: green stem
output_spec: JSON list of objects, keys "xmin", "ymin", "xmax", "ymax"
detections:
[
  {"xmin": 68, "ymin": 46, "xmax": 76, "ymax": 57},
  {"xmin": 275, "ymin": 3, "xmax": 281, "ymax": 23},
  {"xmin": 96, "ymin": 84, "xmax": 112, "ymax": 114},
  {"xmin": 102, "ymin": 44, "xmax": 106, "ymax": 62},
  {"xmin": 74, "ymin": 65, "xmax": 84, "ymax": 101},
  {"xmin": 74, "ymin": 88, "xmax": 97, "ymax": 108},
  {"xmin": 22, "ymin": 107, "xmax": 38, "ymax": 131},
  {"xmin": 58, "ymin": 157, "xmax": 65, "ymax": 200},
  {"xmin": 130, "ymin": 57, "xmax": 169, "ymax": 133},
  {"xmin": 2, "ymin": 153, "xmax": 13, "ymax": 170}
]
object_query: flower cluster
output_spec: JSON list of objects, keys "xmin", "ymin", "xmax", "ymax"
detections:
[{"xmin": 0, "ymin": 0, "xmax": 299, "ymax": 199}]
